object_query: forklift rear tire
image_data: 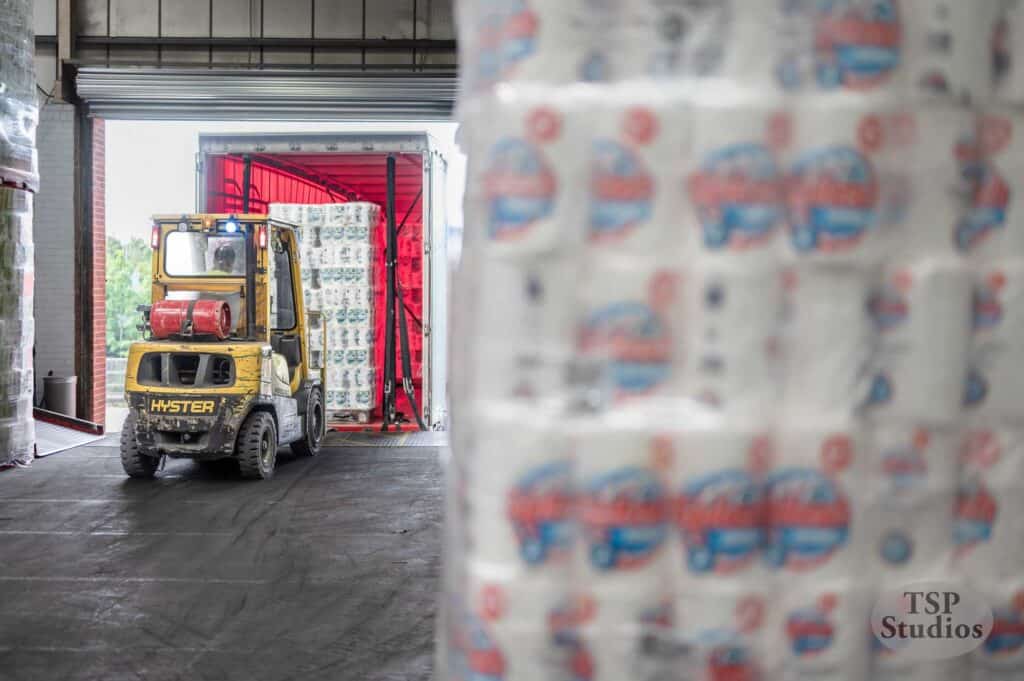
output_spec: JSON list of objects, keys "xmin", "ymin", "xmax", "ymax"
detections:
[
  {"xmin": 292, "ymin": 387, "xmax": 325, "ymax": 457},
  {"xmin": 237, "ymin": 411, "xmax": 277, "ymax": 480},
  {"xmin": 120, "ymin": 416, "xmax": 159, "ymax": 479}
]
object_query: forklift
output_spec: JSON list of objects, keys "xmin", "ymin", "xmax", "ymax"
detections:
[{"xmin": 120, "ymin": 214, "xmax": 325, "ymax": 479}]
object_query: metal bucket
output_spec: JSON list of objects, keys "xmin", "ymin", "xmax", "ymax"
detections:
[{"xmin": 43, "ymin": 375, "xmax": 77, "ymax": 417}]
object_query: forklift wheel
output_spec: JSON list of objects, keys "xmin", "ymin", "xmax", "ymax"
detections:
[
  {"xmin": 237, "ymin": 411, "xmax": 278, "ymax": 480},
  {"xmin": 120, "ymin": 416, "xmax": 159, "ymax": 479},
  {"xmin": 292, "ymin": 387, "xmax": 325, "ymax": 457}
]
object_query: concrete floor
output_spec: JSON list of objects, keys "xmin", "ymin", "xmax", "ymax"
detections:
[{"xmin": 0, "ymin": 434, "xmax": 443, "ymax": 681}]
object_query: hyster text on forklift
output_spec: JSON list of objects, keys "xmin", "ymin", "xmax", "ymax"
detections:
[{"xmin": 120, "ymin": 214, "xmax": 325, "ymax": 479}]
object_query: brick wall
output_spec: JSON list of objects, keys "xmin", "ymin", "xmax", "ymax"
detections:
[
  {"xmin": 91, "ymin": 119, "xmax": 106, "ymax": 425},
  {"xmin": 34, "ymin": 104, "xmax": 77, "ymax": 407}
]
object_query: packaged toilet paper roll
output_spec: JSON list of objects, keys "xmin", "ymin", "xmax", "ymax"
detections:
[
  {"xmin": 955, "ymin": 428, "xmax": 1024, "ymax": 579},
  {"xmin": 451, "ymin": 573, "xmax": 570, "ymax": 681},
  {"xmin": 458, "ymin": 0, "xmax": 621, "ymax": 93},
  {"xmin": 675, "ymin": 583, "xmax": 770, "ymax": 681},
  {"xmin": 465, "ymin": 564, "xmax": 567, "ymax": 627},
  {"xmin": 684, "ymin": 90, "xmax": 788, "ymax": 265},
  {"xmin": 564, "ymin": 587, "xmax": 672, "ymax": 639},
  {"xmin": 866, "ymin": 258, "xmax": 971, "ymax": 424},
  {"xmin": 587, "ymin": 87, "xmax": 690, "ymax": 252},
  {"xmin": 543, "ymin": 587, "xmax": 674, "ymax": 681},
  {"xmin": 785, "ymin": 99, "xmax": 896, "ymax": 266},
  {"xmin": 462, "ymin": 406, "xmax": 573, "ymax": 570},
  {"xmin": 903, "ymin": 0, "xmax": 1002, "ymax": 104},
  {"xmin": 773, "ymin": 0, "xmax": 905, "ymax": 96},
  {"xmin": 971, "ymin": 578, "xmax": 1024, "ymax": 673},
  {"xmin": 764, "ymin": 579, "xmax": 872, "ymax": 681},
  {"xmin": 957, "ymin": 109, "xmax": 1024, "ymax": 259},
  {"xmin": 577, "ymin": 256, "xmax": 682, "ymax": 405},
  {"xmin": 972, "ymin": 259, "xmax": 1024, "ymax": 351},
  {"xmin": 867, "ymin": 424, "xmax": 960, "ymax": 502},
  {"xmin": 881, "ymin": 107, "xmax": 977, "ymax": 258},
  {"xmin": 866, "ymin": 424, "xmax": 958, "ymax": 578},
  {"xmin": 613, "ymin": 0, "xmax": 734, "ymax": 82},
  {"xmin": 870, "ymin": 491, "xmax": 956, "ymax": 579},
  {"xmin": 666, "ymin": 420, "xmax": 771, "ymax": 584},
  {"xmin": 768, "ymin": 416, "xmax": 870, "ymax": 578},
  {"xmin": 463, "ymin": 256, "xmax": 578, "ymax": 403},
  {"xmin": 464, "ymin": 88, "xmax": 588, "ymax": 259},
  {"xmin": 781, "ymin": 266, "xmax": 876, "ymax": 414},
  {"xmin": 681, "ymin": 263, "xmax": 783, "ymax": 414},
  {"xmin": 572, "ymin": 417, "xmax": 672, "ymax": 591}
]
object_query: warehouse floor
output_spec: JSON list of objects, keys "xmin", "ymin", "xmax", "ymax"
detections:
[{"xmin": 0, "ymin": 433, "xmax": 443, "ymax": 681}]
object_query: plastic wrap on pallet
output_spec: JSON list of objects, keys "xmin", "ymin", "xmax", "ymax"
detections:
[
  {"xmin": 445, "ymin": 1, "xmax": 1024, "ymax": 679},
  {"xmin": 272, "ymin": 202, "xmax": 380, "ymax": 414},
  {"xmin": 0, "ymin": 185, "xmax": 34, "ymax": 465},
  {"xmin": 0, "ymin": 0, "xmax": 38, "ymax": 191}
]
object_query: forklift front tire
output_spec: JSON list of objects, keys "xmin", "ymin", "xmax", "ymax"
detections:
[
  {"xmin": 120, "ymin": 416, "xmax": 159, "ymax": 479},
  {"xmin": 237, "ymin": 411, "xmax": 278, "ymax": 480},
  {"xmin": 292, "ymin": 387, "xmax": 325, "ymax": 457}
]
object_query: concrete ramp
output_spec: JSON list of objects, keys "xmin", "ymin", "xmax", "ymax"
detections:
[{"xmin": 33, "ymin": 409, "xmax": 105, "ymax": 458}]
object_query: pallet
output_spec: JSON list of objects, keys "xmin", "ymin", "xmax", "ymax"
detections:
[{"xmin": 328, "ymin": 409, "xmax": 373, "ymax": 425}]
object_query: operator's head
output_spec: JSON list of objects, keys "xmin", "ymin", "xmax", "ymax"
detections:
[{"xmin": 213, "ymin": 243, "xmax": 237, "ymax": 273}]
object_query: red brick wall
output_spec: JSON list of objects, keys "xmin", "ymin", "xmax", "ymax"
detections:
[{"xmin": 90, "ymin": 119, "xmax": 106, "ymax": 425}]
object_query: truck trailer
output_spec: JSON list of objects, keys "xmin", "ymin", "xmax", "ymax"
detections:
[{"xmin": 197, "ymin": 132, "xmax": 448, "ymax": 432}]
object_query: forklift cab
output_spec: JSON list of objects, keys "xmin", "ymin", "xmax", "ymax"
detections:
[{"xmin": 120, "ymin": 214, "xmax": 325, "ymax": 480}]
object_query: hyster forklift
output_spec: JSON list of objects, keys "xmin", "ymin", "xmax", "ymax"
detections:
[{"xmin": 120, "ymin": 214, "xmax": 325, "ymax": 479}]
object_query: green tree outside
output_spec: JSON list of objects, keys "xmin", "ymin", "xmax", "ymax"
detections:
[{"xmin": 106, "ymin": 237, "xmax": 151, "ymax": 358}]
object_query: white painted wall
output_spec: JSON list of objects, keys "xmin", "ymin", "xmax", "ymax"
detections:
[{"xmin": 33, "ymin": 102, "xmax": 77, "ymax": 396}]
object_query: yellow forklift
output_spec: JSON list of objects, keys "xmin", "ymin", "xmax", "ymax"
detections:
[{"xmin": 120, "ymin": 214, "xmax": 325, "ymax": 479}]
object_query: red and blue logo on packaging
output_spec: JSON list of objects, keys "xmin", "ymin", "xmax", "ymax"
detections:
[
  {"xmin": 476, "ymin": 0, "xmax": 538, "ymax": 83},
  {"xmin": 451, "ymin": 611, "xmax": 506, "ymax": 681},
  {"xmin": 786, "ymin": 603, "xmax": 836, "ymax": 658},
  {"xmin": 956, "ymin": 118, "xmax": 1012, "ymax": 252},
  {"xmin": 549, "ymin": 597, "xmax": 595, "ymax": 681},
  {"xmin": 869, "ymin": 274, "xmax": 910, "ymax": 332},
  {"xmin": 687, "ymin": 143, "xmax": 784, "ymax": 251},
  {"xmin": 506, "ymin": 460, "xmax": 573, "ymax": 566},
  {"xmin": 954, "ymin": 478, "xmax": 997, "ymax": 556},
  {"xmin": 957, "ymin": 162, "xmax": 1011, "ymax": 253},
  {"xmin": 973, "ymin": 272, "xmax": 1006, "ymax": 332},
  {"xmin": 674, "ymin": 470, "xmax": 766, "ymax": 575},
  {"xmin": 787, "ymin": 146, "xmax": 880, "ymax": 254},
  {"xmin": 880, "ymin": 444, "xmax": 927, "ymax": 492},
  {"xmin": 778, "ymin": 0, "xmax": 902, "ymax": 91},
  {"xmin": 579, "ymin": 467, "xmax": 667, "ymax": 571},
  {"xmin": 580, "ymin": 300, "xmax": 673, "ymax": 398},
  {"xmin": 484, "ymin": 137, "xmax": 557, "ymax": 242},
  {"xmin": 590, "ymin": 140, "xmax": 654, "ymax": 242},
  {"xmin": 766, "ymin": 469, "xmax": 851, "ymax": 571},
  {"xmin": 984, "ymin": 601, "xmax": 1024, "ymax": 659},
  {"xmin": 700, "ymin": 631, "xmax": 758, "ymax": 681},
  {"xmin": 964, "ymin": 368, "xmax": 989, "ymax": 408}
]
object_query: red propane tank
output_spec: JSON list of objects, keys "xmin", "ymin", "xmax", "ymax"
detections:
[{"xmin": 150, "ymin": 299, "xmax": 232, "ymax": 340}]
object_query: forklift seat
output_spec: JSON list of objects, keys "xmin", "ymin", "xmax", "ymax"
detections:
[
  {"xmin": 271, "ymin": 334, "xmax": 301, "ymax": 381},
  {"xmin": 271, "ymin": 354, "xmax": 291, "ymax": 397}
]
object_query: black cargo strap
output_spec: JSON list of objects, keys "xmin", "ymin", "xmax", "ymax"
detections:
[{"xmin": 181, "ymin": 299, "xmax": 199, "ymax": 336}]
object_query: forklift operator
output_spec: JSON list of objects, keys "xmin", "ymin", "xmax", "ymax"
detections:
[{"xmin": 213, "ymin": 243, "xmax": 238, "ymax": 274}]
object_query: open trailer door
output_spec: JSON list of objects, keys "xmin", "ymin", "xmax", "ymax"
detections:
[{"xmin": 196, "ymin": 133, "xmax": 447, "ymax": 431}]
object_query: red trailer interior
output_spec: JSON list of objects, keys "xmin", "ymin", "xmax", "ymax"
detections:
[{"xmin": 205, "ymin": 152, "xmax": 426, "ymax": 431}]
